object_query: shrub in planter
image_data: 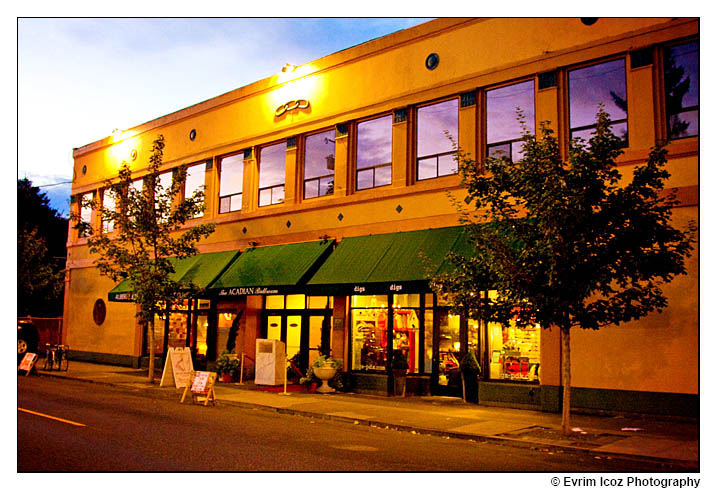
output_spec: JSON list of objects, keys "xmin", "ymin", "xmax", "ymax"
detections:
[
  {"xmin": 301, "ymin": 355, "xmax": 343, "ymax": 392},
  {"xmin": 460, "ymin": 351, "xmax": 481, "ymax": 403},
  {"xmin": 215, "ymin": 350, "xmax": 239, "ymax": 382}
]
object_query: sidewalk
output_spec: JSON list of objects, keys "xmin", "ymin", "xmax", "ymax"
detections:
[{"xmin": 31, "ymin": 361, "xmax": 699, "ymax": 470}]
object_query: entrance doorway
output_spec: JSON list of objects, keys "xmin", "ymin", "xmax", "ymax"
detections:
[{"xmin": 262, "ymin": 295, "xmax": 333, "ymax": 375}]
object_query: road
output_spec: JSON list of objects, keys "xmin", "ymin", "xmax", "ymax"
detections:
[{"xmin": 18, "ymin": 376, "xmax": 670, "ymax": 472}]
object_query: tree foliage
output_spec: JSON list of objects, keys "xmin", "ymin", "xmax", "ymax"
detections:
[
  {"xmin": 75, "ymin": 135, "xmax": 215, "ymax": 381},
  {"xmin": 433, "ymin": 108, "xmax": 695, "ymax": 432},
  {"xmin": 17, "ymin": 178, "xmax": 68, "ymax": 316}
]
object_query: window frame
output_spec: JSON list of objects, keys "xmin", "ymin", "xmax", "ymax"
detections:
[
  {"xmin": 258, "ymin": 141, "xmax": 286, "ymax": 207},
  {"xmin": 567, "ymin": 56, "xmax": 629, "ymax": 146},
  {"xmin": 183, "ymin": 161, "xmax": 207, "ymax": 218},
  {"xmin": 218, "ymin": 151, "xmax": 245, "ymax": 214},
  {"xmin": 415, "ymin": 97, "xmax": 460, "ymax": 181},
  {"xmin": 355, "ymin": 113, "xmax": 393, "ymax": 191},
  {"xmin": 484, "ymin": 78, "xmax": 536, "ymax": 162},
  {"xmin": 302, "ymin": 128, "xmax": 336, "ymax": 200},
  {"xmin": 662, "ymin": 39, "xmax": 699, "ymax": 141}
]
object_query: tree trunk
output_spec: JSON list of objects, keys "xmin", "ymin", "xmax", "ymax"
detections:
[
  {"xmin": 148, "ymin": 317, "xmax": 155, "ymax": 383},
  {"xmin": 561, "ymin": 326, "xmax": 571, "ymax": 436}
]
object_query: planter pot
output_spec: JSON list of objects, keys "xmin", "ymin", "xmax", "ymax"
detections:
[
  {"xmin": 219, "ymin": 373, "xmax": 233, "ymax": 383},
  {"xmin": 461, "ymin": 372, "xmax": 479, "ymax": 403},
  {"xmin": 313, "ymin": 366, "xmax": 338, "ymax": 394},
  {"xmin": 393, "ymin": 369, "xmax": 408, "ymax": 396}
]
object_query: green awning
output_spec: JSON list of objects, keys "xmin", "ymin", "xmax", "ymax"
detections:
[
  {"xmin": 208, "ymin": 239, "xmax": 335, "ymax": 297},
  {"xmin": 306, "ymin": 226, "xmax": 470, "ymax": 295},
  {"xmin": 107, "ymin": 249, "xmax": 241, "ymax": 302}
]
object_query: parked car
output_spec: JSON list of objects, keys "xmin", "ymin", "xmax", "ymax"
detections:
[{"xmin": 18, "ymin": 321, "xmax": 39, "ymax": 361}]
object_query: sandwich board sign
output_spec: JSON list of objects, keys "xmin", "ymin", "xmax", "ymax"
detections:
[
  {"xmin": 18, "ymin": 353, "xmax": 38, "ymax": 376},
  {"xmin": 160, "ymin": 347, "xmax": 194, "ymax": 388},
  {"xmin": 180, "ymin": 370, "xmax": 217, "ymax": 406}
]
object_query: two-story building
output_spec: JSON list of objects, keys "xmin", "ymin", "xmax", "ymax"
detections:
[{"xmin": 65, "ymin": 18, "xmax": 698, "ymax": 417}]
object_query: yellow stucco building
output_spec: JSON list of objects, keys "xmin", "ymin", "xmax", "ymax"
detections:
[{"xmin": 66, "ymin": 18, "xmax": 698, "ymax": 416}]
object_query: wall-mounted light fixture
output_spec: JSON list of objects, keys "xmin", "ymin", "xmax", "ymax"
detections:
[
  {"xmin": 282, "ymin": 63, "xmax": 296, "ymax": 73},
  {"xmin": 247, "ymin": 240, "xmax": 260, "ymax": 248}
]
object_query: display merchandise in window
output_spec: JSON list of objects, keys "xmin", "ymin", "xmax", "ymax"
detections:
[{"xmin": 487, "ymin": 319, "xmax": 540, "ymax": 382}]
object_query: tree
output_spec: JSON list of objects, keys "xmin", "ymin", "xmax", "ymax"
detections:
[
  {"xmin": 17, "ymin": 178, "xmax": 68, "ymax": 316},
  {"xmin": 432, "ymin": 109, "xmax": 695, "ymax": 435},
  {"xmin": 75, "ymin": 135, "xmax": 215, "ymax": 382}
]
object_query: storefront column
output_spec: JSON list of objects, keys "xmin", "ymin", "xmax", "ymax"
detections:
[
  {"xmin": 627, "ymin": 63, "xmax": 657, "ymax": 150},
  {"xmin": 204, "ymin": 157, "xmax": 219, "ymax": 218},
  {"xmin": 333, "ymin": 125, "xmax": 349, "ymax": 197},
  {"xmin": 459, "ymin": 91, "xmax": 477, "ymax": 159},
  {"xmin": 285, "ymin": 138, "xmax": 298, "ymax": 205},
  {"xmin": 242, "ymin": 148, "xmax": 257, "ymax": 212},
  {"xmin": 392, "ymin": 108, "xmax": 409, "ymax": 187},
  {"xmin": 331, "ymin": 296, "xmax": 347, "ymax": 363}
]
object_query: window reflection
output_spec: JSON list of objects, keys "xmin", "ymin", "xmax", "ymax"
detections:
[
  {"xmin": 219, "ymin": 153, "xmax": 244, "ymax": 213},
  {"xmin": 185, "ymin": 163, "xmax": 206, "ymax": 217},
  {"xmin": 304, "ymin": 129, "xmax": 335, "ymax": 199},
  {"xmin": 664, "ymin": 41, "xmax": 699, "ymax": 139},
  {"xmin": 258, "ymin": 143, "xmax": 285, "ymax": 206},
  {"xmin": 357, "ymin": 115, "xmax": 393, "ymax": 190},
  {"xmin": 569, "ymin": 59, "xmax": 628, "ymax": 145},
  {"xmin": 417, "ymin": 99, "xmax": 458, "ymax": 180},
  {"xmin": 486, "ymin": 80, "xmax": 535, "ymax": 161}
]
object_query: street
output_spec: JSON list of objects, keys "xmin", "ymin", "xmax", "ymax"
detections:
[{"xmin": 18, "ymin": 376, "xmax": 671, "ymax": 472}]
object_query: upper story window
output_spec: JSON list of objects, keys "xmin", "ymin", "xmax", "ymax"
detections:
[
  {"xmin": 79, "ymin": 192, "xmax": 93, "ymax": 237},
  {"xmin": 569, "ymin": 58, "xmax": 628, "ymax": 145},
  {"xmin": 218, "ymin": 153, "xmax": 244, "ymax": 213},
  {"xmin": 101, "ymin": 189, "xmax": 115, "ymax": 233},
  {"xmin": 486, "ymin": 80, "xmax": 535, "ymax": 161},
  {"xmin": 303, "ymin": 129, "xmax": 335, "ymax": 199},
  {"xmin": 357, "ymin": 114, "xmax": 392, "ymax": 190},
  {"xmin": 417, "ymin": 98, "xmax": 459, "ymax": 180},
  {"xmin": 664, "ymin": 40, "xmax": 698, "ymax": 140},
  {"xmin": 258, "ymin": 142, "xmax": 285, "ymax": 207},
  {"xmin": 184, "ymin": 163, "xmax": 206, "ymax": 217}
]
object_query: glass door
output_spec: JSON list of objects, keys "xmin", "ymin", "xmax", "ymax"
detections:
[
  {"xmin": 433, "ymin": 308, "xmax": 462, "ymax": 397},
  {"xmin": 286, "ymin": 315, "xmax": 302, "ymax": 361}
]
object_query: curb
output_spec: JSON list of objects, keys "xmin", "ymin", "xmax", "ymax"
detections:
[{"xmin": 31, "ymin": 371, "xmax": 698, "ymax": 470}]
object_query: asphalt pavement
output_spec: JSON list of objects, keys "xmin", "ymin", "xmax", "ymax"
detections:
[{"xmin": 23, "ymin": 360, "xmax": 699, "ymax": 470}]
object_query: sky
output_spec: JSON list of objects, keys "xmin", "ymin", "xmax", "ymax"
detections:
[{"xmin": 16, "ymin": 17, "xmax": 431, "ymax": 216}]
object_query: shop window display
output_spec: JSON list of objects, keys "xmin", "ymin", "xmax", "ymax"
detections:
[
  {"xmin": 487, "ymin": 319, "xmax": 540, "ymax": 381},
  {"xmin": 392, "ymin": 294, "xmax": 420, "ymax": 373},
  {"xmin": 350, "ymin": 295, "xmax": 389, "ymax": 371}
]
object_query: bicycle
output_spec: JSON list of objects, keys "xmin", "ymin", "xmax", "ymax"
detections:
[{"xmin": 42, "ymin": 344, "xmax": 69, "ymax": 371}]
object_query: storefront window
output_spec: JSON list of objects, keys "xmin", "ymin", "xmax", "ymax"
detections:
[
  {"xmin": 350, "ymin": 295, "xmax": 389, "ymax": 371},
  {"xmin": 392, "ymin": 294, "xmax": 420, "ymax": 373},
  {"xmin": 265, "ymin": 295, "xmax": 285, "ymax": 310},
  {"xmin": 168, "ymin": 311, "xmax": 188, "ymax": 349},
  {"xmin": 286, "ymin": 294, "xmax": 306, "ymax": 310},
  {"xmin": 217, "ymin": 311, "xmax": 237, "ymax": 354},
  {"xmin": 437, "ymin": 311, "xmax": 461, "ymax": 386},
  {"xmin": 487, "ymin": 319, "xmax": 541, "ymax": 382},
  {"xmin": 149, "ymin": 314, "xmax": 165, "ymax": 355}
]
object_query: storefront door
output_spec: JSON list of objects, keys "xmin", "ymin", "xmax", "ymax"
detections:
[{"xmin": 432, "ymin": 308, "xmax": 463, "ymax": 397}]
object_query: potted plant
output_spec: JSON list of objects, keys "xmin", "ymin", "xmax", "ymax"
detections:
[
  {"xmin": 391, "ymin": 350, "xmax": 409, "ymax": 396},
  {"xmin": 215, "ymin": 350, "xmax": 239, "ymax": 383},
  {"xmin": 305, "ymin": 355, "xmax": 342, "ymax": 394},
  {"xmin": 460, "ymin": 351, "xmax": 481, "ymax": 403}
]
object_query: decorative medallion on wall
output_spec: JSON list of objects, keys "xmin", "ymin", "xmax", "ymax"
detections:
[
  {"xmin": 93, "ymin": 298, "xmax": 107, "ymax": 326},
  {"xmin": 189, "ymin": 129, "xmax": 197, "ymax": 141},
  {"xmin": 425, "ymin": 53, "xmax": 440, "ymax": 70},
  {"xmin": 275, "ymin": 99, "xmax": 310, "ymax": 117},
  {"xmin": 130, "ymin": 149, "xmax": 138, "ymax": 161}
]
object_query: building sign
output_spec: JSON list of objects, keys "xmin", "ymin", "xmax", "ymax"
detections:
[
  {"xmin": 275, "ymin": 99, "xmax": 310, "ymax": 117},
  {"xmin": 217, "ymin": 287, "xmax": 281, "ymax": 296}
]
